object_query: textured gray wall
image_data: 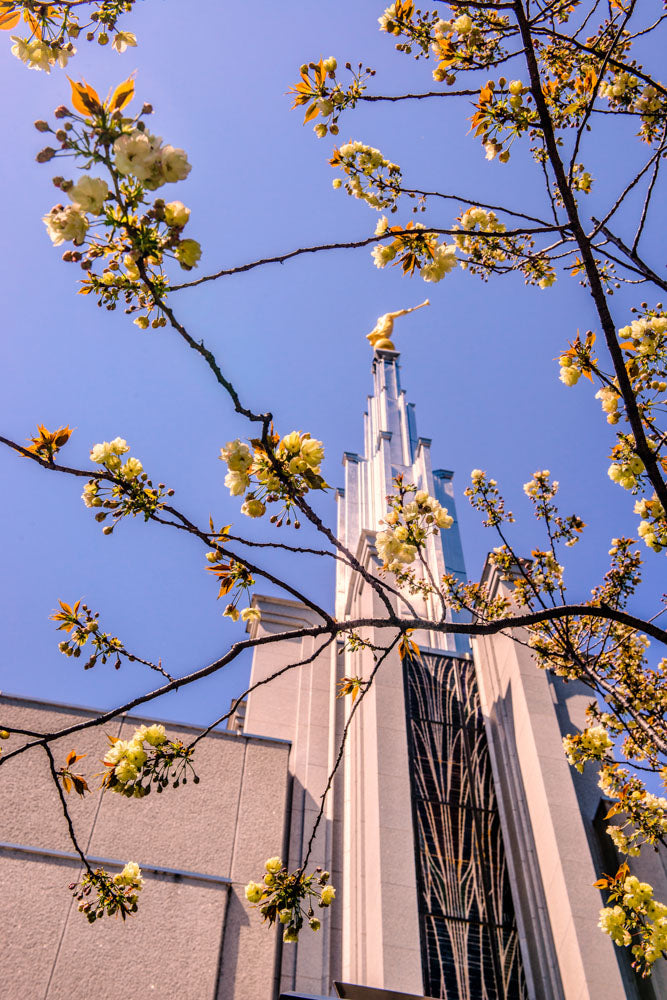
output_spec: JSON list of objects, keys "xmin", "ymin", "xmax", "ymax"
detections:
[{"xmin": 0, "ymin": 696, "xmax": 290, "ymax": 1000}]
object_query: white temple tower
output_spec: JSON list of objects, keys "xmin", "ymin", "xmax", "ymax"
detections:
[{"xmin": 243, "ymin": 345, "xmax": 667, "ymax": 1000}]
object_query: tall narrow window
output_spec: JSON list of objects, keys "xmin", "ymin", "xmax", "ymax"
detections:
[{"xmin": 403, "ymin": 652, "xmax": 528, "ymax": 1000}]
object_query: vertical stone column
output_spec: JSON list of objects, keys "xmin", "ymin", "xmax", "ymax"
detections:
[
  {"xmin": 341, "ymin": 536, "xmax": 424, "ymax": 994},
  {"xmin": 472, "ymin": 561, "xmax": 631, "ymax": 1000},
  {"xmin": 243, "ymin": 596, "xmax": 337, "ymax": 996}
]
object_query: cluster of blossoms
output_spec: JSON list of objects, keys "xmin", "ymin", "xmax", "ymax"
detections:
[
  {"xmin": 598, "ymin": 871, "xmax": 667, "ymax": 974},
  {"xmin": 465, "ymin": 469, "xmax": 514, "ymax": 529},
  {"xmin": 102, "ymin": 724, "xmax": 198, "ymax": 797},
  {"xmin": 527, "ymin": 548, "xmax": 564, "ymax": 593},
  {"xmin": 225, "ymin": 605, "xmax": 261, "ymax": 624},
  {"xmin": 607, "ymin": 444, "xmax": 644, "ymax": 491},
  {"xmin": 598, "ymin": 71, "xmax": 666, "ymax": 144},
  {"xmin": 245, "ymin": 857, "xmax": 335, "ymax": 942},
  {"xmin": 458, "ymin": 206, "xmax": 506, "ymax": 236},
  {"xmin": 4, "ymin": 2, "xmax": 137, "ymax": 73},
  {"xmin": 289, "ymin": 56, "xmax": 374, "ymax": 138},
  {"xmin": 571, "ymin": 162, "xmax": 593, "ymax": 195},
  {"xmin": 563, "ymin": 725, "xmax": 613, "ymax": 772},
  {"xmin": 558, "ymin": 330, "xmax": 597, "ymax": 386},
  {"xmin": 202, "ymin": 531, "xmax": 259, "ymax": 622},
  {"xmin": 469, "ymin": 78, "xmax": 536, "ymax": 164},
  {"xmin": 378, "ymin": 1, "xmax": 440, "ymax": 57},
  {"xmin": 558, "ymin": 308, "xmax": 666, "ymax": 553},
  {"xmin": 606, "ymin": 308, "xmax": 666, "ymax": 544},
  {"xmin": 219, "ymin": 432, "xmax": 327, "ymax": 524},
  {"xmin": 490, "ymin": 541, "xmax": 564, "ymax": 602},
  {"xmin": 599, "ymin": 766, "xmax": 667, "ymax": 856},
  {"xmin": 595, "ymin": 385, "xmax": 620, "ymax": 424},
  {"xmin": 420, "ymin": 242, "xmax": 458, "ymax": 282},
  {"xmin": 71, "ymin": 861, "xmax": 143, "ymax": 922},
  {"xmin": 634, "ymin": 496, "xmax": 667, "ymax": 553},
  {"xmin": 376, "ymin": 480, "xmax": 453, "ymax": 580},
  {"xmin": 522, "ymin": 470, "xmax": 585, "ymax": 549},
  {"xmin": 51, "ymin": 599, "xmax": 126, "ymax": 670},
  {"xmin": 618, "ymin": 314, "xmax": 667, "ymax": 358},
  {"xmin": 82, "ymin": 436, "xmax": 172, "ymax": 532},
  {"xmin": 371, "ymin": 218, "xmax": 458, "ymax": 282},
  {"xmin": 330, "ymin": 141, "xmax": 402, "ymax": 210},
  {"xmin": 431, "ymin": 14, "xmax": 477, "ymax": 83},
  {"xmin": 452, "ymin": 206, "xmax": 549, "ymax": 285},
  {"xmin": 37, "ymin": 77, "xmax": 199, "ymax": 329},
  {"xmin": 113, "ymin": 129, "xmax": 191, "ymax": 191},
  {"xmin": 90, "ymin": 437, "xmax": 142, "ymax": 478},
  {"xmin": 378, "ymin": 2, "xmax": 509, "ymax": 87}
]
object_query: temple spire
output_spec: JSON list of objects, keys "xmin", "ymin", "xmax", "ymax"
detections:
[{"xmin": 336, "ymin": 321, "xmax": 468, "ymax": 651}]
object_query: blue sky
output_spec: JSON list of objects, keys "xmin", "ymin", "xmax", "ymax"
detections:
[{"xmin": 0, "ymin": 0, "xmax": 664, "ymax": 727}]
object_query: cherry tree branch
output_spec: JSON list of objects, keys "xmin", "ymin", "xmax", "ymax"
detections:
[
  {"xmin": 514, "ymin": 0, "xmax": 667, "ymax": 515},
  {"xmin": 2, "ymin": 602, "xmax": 665, "ymax": 765},
  {"xmin": 168, "ymin": 224, "xmax": 563, "ymax": 292}
]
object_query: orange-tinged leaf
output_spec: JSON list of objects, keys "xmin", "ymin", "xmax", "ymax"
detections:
[
  {"xmin": 67, "ymin": 77, "xmax": 102, "ymax": 117},
  {"xmin": 0, "ymin": 8, "xmax": 20, "ymax": 30},
  {"xmin": 62, "ymin": 773, "xmax": 72, "ymax": 793},
  {"xmin": 71, "ymin": 774, "xmax": 89, "ymax": 796},
  {"xmin": 593, "ymin": 878, "xmax": 610, "ymax": 889},
  {"xmin": 303, "ymin": 101, "xmax": 319, "ymax": 124},
  {"xmin": 107, "ymin": 75, "xmax": 135, "ymax": 113},
  {"xmin": 398, "ymin": 630, "xmax": 421, "ymax": 662},
  {"xmin": 337, "ymin": 676, "xmax": 364, "ymax": 702}
]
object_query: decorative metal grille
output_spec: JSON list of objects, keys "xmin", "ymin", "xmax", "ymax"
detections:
[{"xmin": 403, "ymin": 652, "xmax": 528, "ymax": 1000}]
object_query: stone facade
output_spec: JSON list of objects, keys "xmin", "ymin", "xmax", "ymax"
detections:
[{"xmin": 0, "ymin": 695, "xmax": 290, "ymax": 1000}]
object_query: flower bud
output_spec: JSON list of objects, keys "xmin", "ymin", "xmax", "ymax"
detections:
[
  {"xmin": 0, "ymin": 730, "xmax": 10, "ymax": 740},
  {"xmin": 34, "ymin": 120, "xmax": 50, "ymax": 132},
  {"xmin": 36, "ymin": 148, "xmax": 57, "ymax": 163}
]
